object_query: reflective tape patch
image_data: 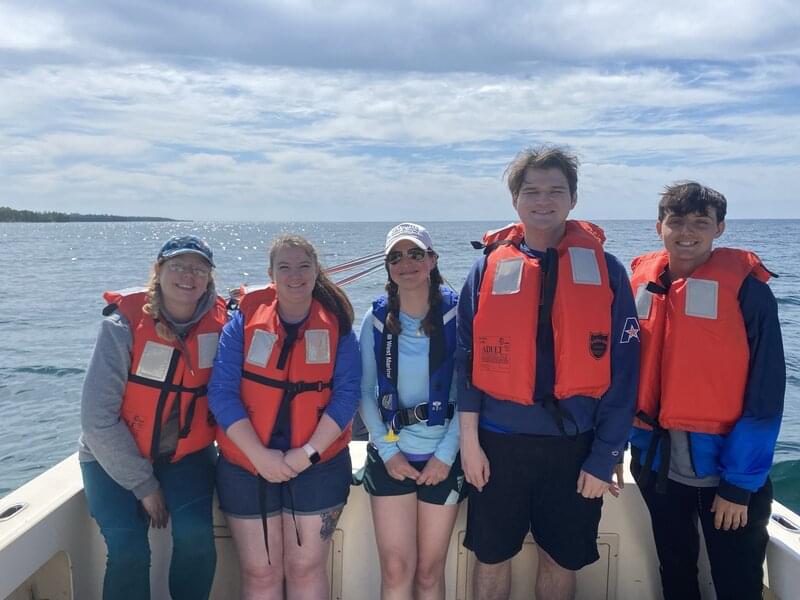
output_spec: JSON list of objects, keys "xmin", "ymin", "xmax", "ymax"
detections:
[
  {"xmin": 635, "ymin": 284, "xmax": 653, "ymax": 320},
  {"xmin": 685, "ymin": 278, "xmax": 719, "ymax": 320},
  {"xmin": 372, "ymin": 315, "xmax": 384, "ymax": 333},
  {"xmin": 305, "ymin": 329, "xmax": 331, "ymax": 364},
  {"xmin": 246, "ymin": 329, "xmax": 277, "ymax": 367},
  {"xmin": 491, "ymin": 258, "xmax": 523, "ymax": 295},
  {"xmin": 136, "ymin": 341, "xmax": 174, "ymax": 382},
  {"xmin": 568, "ymin": 247, "xmax": 602, "ymax": 285},
  {"xmin": 442, "ymin": 305, "xmax": 457, "ymax": 325},
  {"xmin": 197, "ymin": 333, "xmax": 219, "ymax": 369}
]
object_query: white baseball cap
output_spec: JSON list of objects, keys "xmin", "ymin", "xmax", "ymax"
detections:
[{"xmin": 384, "ymin": 222, "xmax": 435, "ymax": 255}]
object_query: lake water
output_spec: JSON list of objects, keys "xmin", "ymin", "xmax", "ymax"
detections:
[{"xmin": 1, "ymin": 220, "xmax": 798, "ymax": 509}]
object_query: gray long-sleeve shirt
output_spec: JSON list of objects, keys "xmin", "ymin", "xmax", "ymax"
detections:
[{"xmin": 78, "ymin": 290, "xmax": 216, "ymax": 499}]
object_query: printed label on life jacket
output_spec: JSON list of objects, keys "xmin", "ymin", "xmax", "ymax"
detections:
[
  {"xmin": 635, "ymin": 284, "xmax": 653, "ymax": 319},
  {"xmin": 305, "ymin": 329, "xmax": 331, "ymax": 364},
  {"xmin": 477, "ymin": 336, "xmax": 511, "ymax": 373},
  {"xmin": 685, "ymin": 278, "xmax": 719, "ymax": 320},
  {"xmin": 568, "ymin": 247, "xmax": 602, "ymax": 285},
  {"xmin": 246, "ymin": 329, "xmax": 277, "ymax": 367},
  {"xmin": 136, "ymin": 341, "xmax": 174, "ymax": 382},
  {"xmin": 197, "ymin": 332, "xmax": 219, "ymax": 369},
  {"xmin": 491, "ymin": 258, "xmax": 523, "ymax": 295}
]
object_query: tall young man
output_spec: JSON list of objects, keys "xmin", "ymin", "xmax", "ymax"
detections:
[
  {"xmin": 630, "ymin": 182, "xmax": 785, "ymax": 599},
  {"xmin": 457, "ymin": 146, "xmax": 639, "ymax": 600}
]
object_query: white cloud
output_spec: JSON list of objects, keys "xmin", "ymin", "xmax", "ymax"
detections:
[{"xmin": 0, "ymin": 3, "xmax": 798, "ymax": 219}]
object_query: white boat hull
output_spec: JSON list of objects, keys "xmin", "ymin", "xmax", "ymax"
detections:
[{"xmin": 2, "ymin": 442, "xmax": 799, "ymax": 599}]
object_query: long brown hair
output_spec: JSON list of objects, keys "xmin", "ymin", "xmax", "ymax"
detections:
[
  {"xmin": 268, "ymin": 234, "xmax": 354, "ymax": 334},
  {"xmin": 384, "ymin": 264, "xmax": 444, "ymax": 337}
]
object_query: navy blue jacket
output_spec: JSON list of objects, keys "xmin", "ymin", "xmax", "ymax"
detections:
[
  {"xmin": 456, "ymin": 244, "xmax": 640, "ymax": 482},
  {"xmin": 630, "ymin": 274, "xmax": 785, "ymax": 505}
]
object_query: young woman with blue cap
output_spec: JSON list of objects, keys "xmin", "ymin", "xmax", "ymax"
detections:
[{"xmin": 79, "ymin": 234, "xmax": 225, "ymax": 600}]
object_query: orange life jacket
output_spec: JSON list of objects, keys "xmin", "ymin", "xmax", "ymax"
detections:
[
  {"xmin": 215, "ymin": 285, "xmax": 351, "ymax": 475},
  {"xmin": 631, "ymin": 248, "xmax": 772, "ymax": 434},
  {"xmin": 472, "ymin": 220, "xmax": 613, "ymax": 404},
  {"xmin": 104, "ymin": 288, "xmax": 225, "ymax": 462}
]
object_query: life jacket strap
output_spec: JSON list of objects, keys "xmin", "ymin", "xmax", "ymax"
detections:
[
  {"xmin": 127, "ymin": 373, "xmax": 208, "ymax": 396},
  {"xmin": 389, "ymin": 402, "xmax": 456, "ymax": 431},
  {"xmin": 258, "ymin": 476, "xmax": 272, "ymax": 566},
  {"xmin": 540, "ymin": 395, "xmax": 579, "ymax": 441},
  {"xmin": 636, "ymin": 410, "xmax": 671, "ymax": 494},
  {"xmin": 241, "ymin": 370, "xmax": 332, "ymax": 395}
]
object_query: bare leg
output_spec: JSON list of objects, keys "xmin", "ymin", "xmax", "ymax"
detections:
[
  {"xmin": 535, "ymin": 547, "xmax": 575, "ymax": 600},
  {"xmin": 415, "ymin": 500, "xmax": 460, "ymax": 600},
  {"xmin": 370, "ymin": 494, "xmax": 418, "ymax": 599},
  {"xmin": 473, "ymin": 559, "xmax": 511, "ymax": 600},
  {"xmin": 226, "ymin": 515, "xmax": 285, "ymax": 600},
  {"xmin": 284, "ymin": 510, "xmax": 342, "ymax": 600}
]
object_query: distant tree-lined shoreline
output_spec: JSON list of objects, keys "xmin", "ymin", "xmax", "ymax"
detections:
[{"xmin": 0, "ymin": 207, "xmax": 176, "ymax": 222}]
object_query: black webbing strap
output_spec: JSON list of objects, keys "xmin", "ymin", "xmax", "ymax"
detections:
[
  {"xmin": 391, "ymin": 402, "xmax": 456, "ymax": 429},
  {"xmin": 127, "ymin": 374, "xmax": 209, "ymax": 443},
  {"xmin": 286, "ymin": 480, "xmax": 302, "ymax": 548},
  {"xmin": 258, "ymin": 476, "xmax": 272, "ymax": 565},
  {"xmin": 241, "ymin": 370, "xmax": 332, "ymax": 395},
  {"xmin": 636, "ymin": 410, "xmax": 671, "ymax": 494},
  {"xmin": 535, "ymin": 247, "xmax": 579, "ymax": 439}
]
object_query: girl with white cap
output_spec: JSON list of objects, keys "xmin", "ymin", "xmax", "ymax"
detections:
[{"xmin": 358, "ymin": 223, "xmax": 467, "ymax": 600}]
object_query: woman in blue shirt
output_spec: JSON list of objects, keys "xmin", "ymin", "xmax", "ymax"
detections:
[
  {"xmin": 209, "ymin": 235, "xmax": 361, "ymax": 599},
  {"xmin": 359, "ymin": 223, "xmax": 466, "ymax": 599}
]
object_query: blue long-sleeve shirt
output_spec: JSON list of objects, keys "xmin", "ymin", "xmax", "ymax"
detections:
[
  {"xmin": 630, "ymin": 274, "xmax": 785, "ymax": 504},
  {"xmin": 359, "ymin": 308, "xmax": 460, "ymax": 466},
  {"xmin": 456, "ymin": 245, "xmax": 639, "ymax": 482},
  {"xmin": 208, "ymin": 310, "xmax": 361, "ymax": 440}
]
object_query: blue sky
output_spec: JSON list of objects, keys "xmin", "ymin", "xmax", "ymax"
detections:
[{"xmin": 1, "ymin": 1, "xmax": 799, "ymax": 220}]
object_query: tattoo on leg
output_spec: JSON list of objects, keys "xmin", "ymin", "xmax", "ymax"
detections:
[{"xmin": 319, "ymin": 509, "xmax": 342, "ymax": 541}]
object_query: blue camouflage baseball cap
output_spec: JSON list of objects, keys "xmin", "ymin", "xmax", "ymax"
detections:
[{"xmin": 157, "ymin": 235, "xmax": 215, "ymax": 267}]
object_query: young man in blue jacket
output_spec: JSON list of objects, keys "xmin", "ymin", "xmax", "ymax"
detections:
[
  {"xmin": 629, "ymin": 181, "xmax": 785, "ymax": 600},
  {"xmin": 457, "ymin": 146, "xmax": 639, "ymax": 600}
]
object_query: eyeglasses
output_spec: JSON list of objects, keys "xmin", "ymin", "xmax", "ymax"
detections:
[
  {"xmin": 386, "ymin": 248, "xmax": 430, "ymax": 265},
  {"xmin": 165, "ymin": 262, "xmax": 211, "ymax": 277}
]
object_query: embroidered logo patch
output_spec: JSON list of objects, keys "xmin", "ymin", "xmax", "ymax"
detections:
[
  {"xmin": 589, "ymin": 332, "xmax": 609, "ymax": 359},
  {"xmin": 620, "ymin": 317, "xmax": 641, "ymax": 344}
]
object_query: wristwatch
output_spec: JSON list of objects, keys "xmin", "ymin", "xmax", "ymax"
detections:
[{"xmin": 303, "ymin": 443, "xmax": 321, "ymax": 465}]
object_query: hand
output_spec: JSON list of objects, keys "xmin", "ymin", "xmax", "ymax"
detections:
[
  {"xmin": 577, "ymin": 470, "xmax": 610, "ymax": 499},
  {"xmin": 251, "ymin": 448, "xmax": 297, "ymax": 483},
  {"xmin": 417, "ymin": 457, "xmax": 451, "ymax": 486},
  {"xmin": 384, "ymin": 453, "xmax": 421, "ymax": 481},
  {"xmin": 711, "ymin": 494, "xmax": 748, "ymax": 530},
  {"xmin": 284, "ymin": 447, "xmax": 312, "ymax": 474},
  {"xmin": 609, "ymin": 463, "xmax": 625, "ymax": 498},
  {"xmin": 460, "ymin": 437, "xmax": 490, "ymax": 492},
  {"xmin": 140, "ymin": 489, "xmax": 169, "ymax": 529}
]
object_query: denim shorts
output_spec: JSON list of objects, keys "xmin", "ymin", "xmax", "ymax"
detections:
[{"xmin": 216, "ymin": 448, "xmax": 352, "ymax": 518}]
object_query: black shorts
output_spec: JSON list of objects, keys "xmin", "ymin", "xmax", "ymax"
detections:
[
  {"xmin": 359, "ymin": 443, "xmax": 468, "ymax": 506},
  {"xmin": 464, "ymin": 429, "xmax": 602, "ymax": 570},
  {"xmin": 216, "ymin": 448, "xmax": 352, "ymax": 518}
]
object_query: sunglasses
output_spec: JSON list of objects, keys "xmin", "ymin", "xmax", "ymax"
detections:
[{"xmin": 386, "ymin": 247, "xmax": 430, "ymax": 265}]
